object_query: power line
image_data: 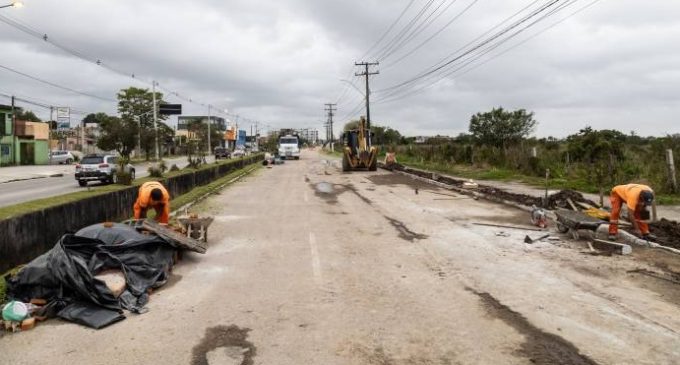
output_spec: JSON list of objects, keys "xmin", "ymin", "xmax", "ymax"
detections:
[
  {"xmin": 0, "ymin": 63, "xmax": 116, "ymax": 102},
  {"xmin": 376, "ymin": 0, "xmax": 563, "ymax": 97},
  {"xmin": 374, "ymin": 0, "xmax": 438, "ymax": 61},
  {"xmin": 375, "ymin": 0, "xmax": 596, "ymax": 105},
  {"xmin": 0, "ymin": 13, "xmax": 265, "ymax": 125},
  {"xmin": 384, "ymin": 0, "xmax": 480, "ymax": 69}
]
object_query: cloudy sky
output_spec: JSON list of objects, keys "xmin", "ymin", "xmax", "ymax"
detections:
[{"xmin": 0, "ymin": 0, "xmax": 677, "ymax": 138}]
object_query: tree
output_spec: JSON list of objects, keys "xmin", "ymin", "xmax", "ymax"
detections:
[
  {"xmin": 567, "ymin": 127, "xmax": 626, "ymax": 204},
  {"xmin": 96, "ymin": 115, "xmax": 137, "ymax": 163},
  {"xmin": 15, "ymin": 109, "xmax": 41, "ymax": 122},
  {"xmin": 468, "ymin": 107, "xmax": 537, "ymax": 151},
  {"xmin": 117, "ymin": 87, "xmax": 172, "ymax": 160},
  {"xmin": 82, "ymin": 112, "xmax": 109, "ymax": 125}
]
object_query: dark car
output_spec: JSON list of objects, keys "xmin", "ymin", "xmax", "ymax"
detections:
[{"xmin": 214, "ymin": 147, "xmax": 231, "ymax": 159}]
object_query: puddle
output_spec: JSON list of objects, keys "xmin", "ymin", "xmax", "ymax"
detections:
[
  {"xmin": 384, "ymin": 216, "xmax": 428, "ymax": 242},
  {"xmin": 467, "ymin": 288, "xmax": 598, "ymax": 365},
  {"xmin": 312, "ymin": 182, "xmax": 373, "ymax": 206},
  {"xmin": 191, "ymin": 325, "xmax": 256, "ymax": 365}
]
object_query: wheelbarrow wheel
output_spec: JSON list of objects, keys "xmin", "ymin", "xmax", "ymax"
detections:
[{"xmin": 556, "ymin": 222, "xmax": 569, "ymax": 234}]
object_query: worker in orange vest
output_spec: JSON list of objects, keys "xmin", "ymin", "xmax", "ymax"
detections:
[
  {"xmin": 134, "ymin": 181, "xmax": 171, "ymax": 224},
  {"xmin": 608, "ymin": 183, "xmax": 655, "ymax": 240}
]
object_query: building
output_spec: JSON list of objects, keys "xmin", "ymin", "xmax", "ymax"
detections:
[
  {"xmin": 297, "ymin": 128, "xmax": 319, "ymax": 145},
  {"xmin": 177, "ymin": 116, "xmax": 227, "ymax": 132},
  {"xmin": 0, "ymin": 105, "xmax": 50, "ymax": 166}
]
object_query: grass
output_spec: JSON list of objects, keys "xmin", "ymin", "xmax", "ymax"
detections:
[
  {"xmin": 397, "ymin": 155, "xmax": 680, "ymax": 206},
  {"xmin": 0, "ymin": 155, "xmax": 262, "ymax": 221}
]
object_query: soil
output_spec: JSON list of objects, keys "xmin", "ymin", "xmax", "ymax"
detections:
[
  {"xmin": 386, "ymin": 163, "xmax": 680, "ymax": 249},
  {"xmin": 649, "ymin": 218, "xmax": 680, "ymax": 249}
]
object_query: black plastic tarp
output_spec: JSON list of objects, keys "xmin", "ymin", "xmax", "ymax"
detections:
[{"xmin": 5, "ymin": 223, "xmax": 175, "ymax": 329}]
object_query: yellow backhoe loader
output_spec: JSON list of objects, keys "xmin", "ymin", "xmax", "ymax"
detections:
[{"xmin": 342, "ymin": 116, "xmax": 378, "ymax": 172}]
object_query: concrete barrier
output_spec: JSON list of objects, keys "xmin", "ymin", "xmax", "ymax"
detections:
[{"xmin": 0, "ymin": 155, "xmax": 262, "ymax": 273}]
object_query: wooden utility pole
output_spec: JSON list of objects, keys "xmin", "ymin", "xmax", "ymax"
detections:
[
  {"xmin": 325, "ymin": 103, "xmax": 336, "ymax": 152},
  {"xmin": 667, "ymin": 149, "xmax": 678, "ymax": 192},
  {"xmin": 355, "ymin": 61, "xmax": 379, "ymax": 145}
]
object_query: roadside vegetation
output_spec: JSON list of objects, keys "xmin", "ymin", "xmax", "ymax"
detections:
[{"xmin": 347, "ymin": 107, "xmax": 680, "ymax": 205}]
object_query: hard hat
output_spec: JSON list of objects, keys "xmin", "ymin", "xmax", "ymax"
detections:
[{"xmin": 640, "ymin": 190, "xmax": 654, "ymax": 205}]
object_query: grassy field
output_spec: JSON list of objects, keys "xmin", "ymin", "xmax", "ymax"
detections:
[{"xmin": 396, "ymin": 155, "xmax": 680, "ymax": 205}]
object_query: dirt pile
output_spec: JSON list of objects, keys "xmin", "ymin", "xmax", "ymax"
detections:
[
  {"xmin": 650, "ymin": 219, "xmax": 680, "ymax": 249},
  {"xmin": 545, "ymin": 190, "xmax": 599, "ymax": 210}
]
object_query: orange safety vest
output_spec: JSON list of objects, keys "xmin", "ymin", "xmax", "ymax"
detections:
[
  {"xmin": 134, "ymin": 181, "xmax": 171, "ymax": 223},
  {"xmin": 611, "ymin": 184, "xmax": 653, "ymax": 211}
]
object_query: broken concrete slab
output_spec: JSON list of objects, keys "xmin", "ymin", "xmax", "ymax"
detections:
[{"xmin": 94, "ymin": 270, "xmax": 127, "ymax": 298}]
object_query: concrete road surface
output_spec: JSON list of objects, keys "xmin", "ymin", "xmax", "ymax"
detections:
[
  {"xmin": 0, "ymin": 156, "xmax": 213, "ymax": 208},
  {"xmin": 1, "ymin": 149, "xmax": 679, "ymax": 364}
]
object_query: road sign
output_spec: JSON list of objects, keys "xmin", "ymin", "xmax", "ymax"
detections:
[
  {"xmin": 56, "ymin": 107, "xmax": 70, "ymax": 123},
  {"xmin": 159, "ymin": 104, "xmax": 182, "ymax": 115}
]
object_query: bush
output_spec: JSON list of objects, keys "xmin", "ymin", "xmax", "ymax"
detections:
[
  {"xmin": 148, "ymin": 166, "xmax": 163, "ymax": 178},
  {"xmin": 170, "ymin": 164, "xmax": 180, "ymax": 172},
  {"xmin": 158, "ymin": 160, "xmax": 168, "ymax": 173}
]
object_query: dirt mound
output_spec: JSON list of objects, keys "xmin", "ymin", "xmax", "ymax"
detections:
[
  {"xmin": 650, "ymin": 219, "xmax": 680, "ymax": 249},
  {"xmin": 546, "ymin": 190, "xmax": 599, "ymax": 210}
]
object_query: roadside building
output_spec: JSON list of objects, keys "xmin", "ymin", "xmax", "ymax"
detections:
[{"xmin": 0, "ymin": 104, "xmax": 50, "ymax": 166}]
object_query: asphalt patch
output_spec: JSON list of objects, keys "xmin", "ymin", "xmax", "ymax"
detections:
[
  {"xmin": 191, "ymin": 325, "xmax": 257, "ymax": 365},
  {"xmin": 384, "ymin": 216, "xmax": 428, "ymax": 242},
  {"xmin": 467, "ymin": 288, "xmax": 599, "ymax": 365}
]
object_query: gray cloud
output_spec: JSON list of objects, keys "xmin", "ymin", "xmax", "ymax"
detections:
[{"xmin": 0, "ymin": 0, "xmax": 678, "ymax": 137}]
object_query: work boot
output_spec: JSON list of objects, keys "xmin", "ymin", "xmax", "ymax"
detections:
[{"xmin": 608, "ymin": 234, "xmax": 617, "ymax": 241}]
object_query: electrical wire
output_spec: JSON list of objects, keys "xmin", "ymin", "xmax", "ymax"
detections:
[{"xmin": 0, "ymin": 63, "xmax": 116, "ymax": 102}]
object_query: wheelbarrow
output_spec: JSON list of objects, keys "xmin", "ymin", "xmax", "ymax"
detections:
[{"xmin": 554, "ymin": 209, "xmax": 607, "ymax": 239}]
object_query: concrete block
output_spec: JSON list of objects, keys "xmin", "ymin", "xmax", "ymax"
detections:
[
  {"xmin": 591, "ymin": 239, "xmax": 632, "ymax": 255},
  {"xmin": 94, "ymin": 270, "xmax": 127, "ymax": 298},
  {"xmin": 20, "ymin": 317, "xmax": 35, "ymax": 331}
]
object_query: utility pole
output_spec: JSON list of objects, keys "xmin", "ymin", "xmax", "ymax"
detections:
[
  {"xmin": 325, "ymin": 103, "xmax": 336, "ymax": 152},
  {"xmin": 49, "ymin": 106, "xmax": 53, "ymax": 164},
  {"xmin": 355, "ymin": 61, "xmax": 379, "ymax": 145},
  {"xmin": 152, "ymin": 81, "xmax": 160, "ymax": 160},
  {"xmin": 207, "ymin": 104, "xmax": 212, "ymax": 154}
]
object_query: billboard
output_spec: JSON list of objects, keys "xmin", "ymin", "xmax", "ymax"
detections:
[{"xmin": 236, "ymin": 130, "xmax": 247, "ymax": 147}]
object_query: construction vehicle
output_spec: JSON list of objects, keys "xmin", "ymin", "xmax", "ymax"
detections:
[{"xmin": 341, "ymin": 116, "xmax": 378, "ymax": 172}]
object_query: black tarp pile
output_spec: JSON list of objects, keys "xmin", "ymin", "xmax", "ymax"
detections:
[{"xmin": 5, "ymin": 223, "xmax": 176, "ymax": 329}]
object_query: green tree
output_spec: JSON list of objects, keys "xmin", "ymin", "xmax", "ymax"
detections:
[
  {"xmin": 469, "ymin": 107, "xmax": 537, "ymax": 151},
  {"xmin": 96, "ymin": 115, "xmax": 137, "ymax": 163},
  {"xmin": 117, "ymin": 87, "xmax": 171, "ymax": 160},
  {"xmin": 82, "ymin": 112, "xmax": 109, "ymax": 125},
  {"xmin": 567, "ymin": 127, "xmax": 626, "ymax": 204},
  {"xmin": 15, "ymin": 109, "xmax": 41, "ymax": 122}
]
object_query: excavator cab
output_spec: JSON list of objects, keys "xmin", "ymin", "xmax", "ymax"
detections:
[{"xmin": 342, "ymin": 116, "xmax": 378, "ymax": 172}]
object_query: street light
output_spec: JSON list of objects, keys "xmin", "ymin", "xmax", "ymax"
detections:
[{"xmin": 0, "ymin": 1, "xmax": 23, "ymax": 9}]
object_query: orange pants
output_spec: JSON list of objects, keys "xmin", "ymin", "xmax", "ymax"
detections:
[{"xmin": 608, "ymin": 193, "xmax": 649, "ymax": 235}]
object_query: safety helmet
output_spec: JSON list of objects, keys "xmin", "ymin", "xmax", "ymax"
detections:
[{"xmin": 640, "ymin": 190, "xmax": 654, "ymax": 205}]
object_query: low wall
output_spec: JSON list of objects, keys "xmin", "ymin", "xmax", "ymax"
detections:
[{"xmin": 0, "ymin": 154, "xmax": 262, "ymax": 273}]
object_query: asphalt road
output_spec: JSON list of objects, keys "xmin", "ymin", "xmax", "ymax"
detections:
[
  {"xmin": 0, "ymin": 156, "xmax": 214, "ymax": 208},
  {"xmin": 1, "ymin": 150, "xmax": 679, "ymax": 364}
]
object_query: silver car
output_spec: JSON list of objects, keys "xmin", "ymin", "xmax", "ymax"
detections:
[
  {"xmin": 75, "ymin": 154, "xmax": 135, "ymax": 186},
  {"xmin": 49, "ymin": 150, "xmax": 75, "ymax": 164}
]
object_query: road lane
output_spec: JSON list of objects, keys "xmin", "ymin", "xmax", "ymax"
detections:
[
  {"xmin": 1, "ymin": 149, "xmax": 678, "ymax": 364},
  {"xmin": 0, "ymin": 156, "xmax": 214, "ymax": 207}
]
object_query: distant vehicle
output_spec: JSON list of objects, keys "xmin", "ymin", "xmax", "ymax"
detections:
[
  {"xmin": 231, "ymin": 148, "xmax": 245, "ymax": 158},
  {"xmin": 214, "ymin": 147, "xmax": 231, "ymax": 159},
  {"xmin": 75, "ymin": 154, "xmax": 135, "ymax": 187},
  {"xmin": 49, "ymin": 150, "xmax": 75, "ymax": 165},
  {"xmin": 278, "ymin": 135, "xmax": 300, "ymax": 160}
]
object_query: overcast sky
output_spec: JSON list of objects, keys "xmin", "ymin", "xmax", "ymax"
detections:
[{"xmin": 0, "ymin": 0, "xmax": 678, "ymax": 138}]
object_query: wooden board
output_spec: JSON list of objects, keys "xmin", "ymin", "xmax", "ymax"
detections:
[{"xmin": 142, "ymin": 220, "xmax": 207, "ymax": 254}]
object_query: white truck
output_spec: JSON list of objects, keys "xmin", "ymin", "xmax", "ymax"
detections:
[{"xmin": 278, "ymin": 135, "xmax": 300, "ymax": 160}]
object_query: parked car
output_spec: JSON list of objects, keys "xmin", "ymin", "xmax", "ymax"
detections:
[
  {"xmin": 214, "ymin": 147, "xmax": 231, "ymax": 159},
  {"xmin": 232, "ymin": 148, "xmax": 246, "ymax": 158},
  {"xmin": 49, "ymin": 150, "xmax": 75, "ymax": 164},
  {"xmin": 75, "ymin": 154, "xmax": 135, "ymax": 187}
]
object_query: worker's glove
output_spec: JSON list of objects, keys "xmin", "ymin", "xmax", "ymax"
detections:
[{"xmin": 642, "ymin": 234, "xmax": 657, "ymax": 241}]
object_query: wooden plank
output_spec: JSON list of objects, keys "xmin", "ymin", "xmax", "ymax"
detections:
[
  {"xmin": 472, "ymin": 222, "xmax": 545, "ymax": 232},
  {"xmin": 142, "ymin": 220, "xmax": 207, "ymax": 254},
  {"xmin": 591, "ymin": 239, "xmax": 632, "ymax": 255}
]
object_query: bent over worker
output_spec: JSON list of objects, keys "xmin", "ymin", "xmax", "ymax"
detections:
[
  {"xmin": 134, "ymin": 181, "xmax": 171, "ymax": 224},
  {"xmin": 608, "ymin": 183, "xmax": 654, "ymax": 240}
]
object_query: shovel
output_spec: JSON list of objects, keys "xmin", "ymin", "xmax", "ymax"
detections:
[{"xmin": 524, "ymin": 234, "xmax": 551, "ymax": 244}]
